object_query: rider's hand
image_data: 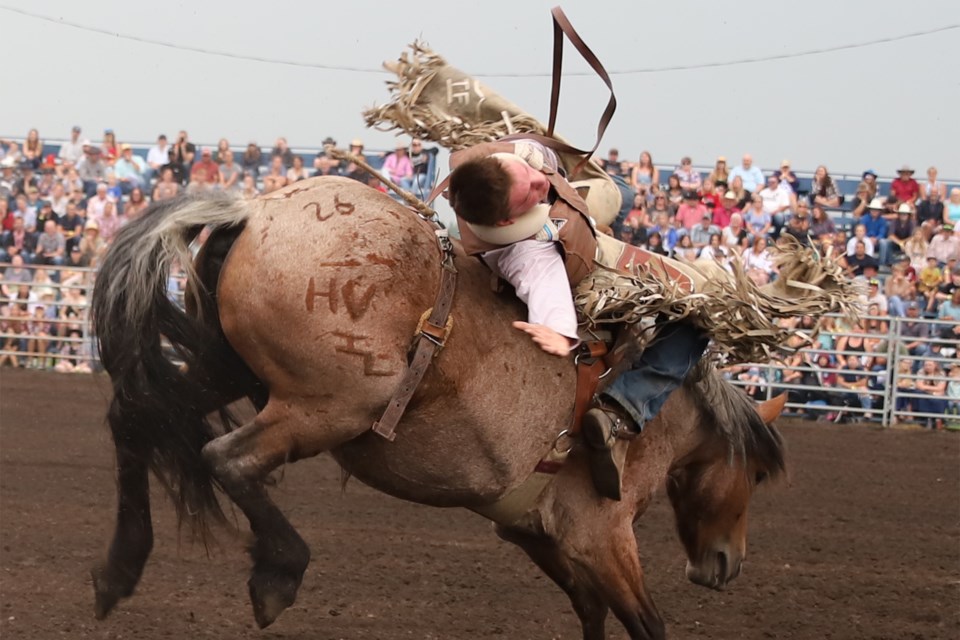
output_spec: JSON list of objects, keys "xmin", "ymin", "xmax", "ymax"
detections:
[{"xmin": 512, "ymin": 321, "xmax": 574, "ymax": 357}]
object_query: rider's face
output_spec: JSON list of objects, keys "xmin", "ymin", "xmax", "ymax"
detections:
[{"xmin": 500, "ymin": 158, "xmax": 550, "ymax": 221}]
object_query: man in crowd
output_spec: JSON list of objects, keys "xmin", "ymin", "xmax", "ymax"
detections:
[
  {"xmin": 902, "ymin": 302, "xmax": 930, "ymax": 357},
  {"xmin": 928, "ymin": 224, "xmax": 960, "ymax": 266},
  {"xmin": 35, "ymin": 219, "xmax": 66, "ymax": 267},
  {"xmin": 410, "ymin": 139, "xmax": 438, "ymax": 195},
  {"xmin": 77, "ymin": 142, "xmax": 107, "ymax": 196},
  {"xmin": 172, "ymin": 131, "xmax": 196, "ymax": 183},
  {"xmin": 114, "ymin": 144, "xmax": 146, "ymax": 193},
  {"xmin": 862, "ymin": 198, "xmax": 891, "ymax": 265},
  {"xmin": 689, "ymin": 211, "xmax": 719, "ymax": 251},
  {"xmin": 917, "ymin": 189, "xmax": 945, "ymax": 235},
  {"xmin": 60, "ymin": 201, "xmax": 85, "ymax": 250},
  {"xmin": 759, "ymin": 173, "xmax": 791, "ymax": 237},
  {"xmin": 1, "ymin": 254, "xmax": 32, "ymax": 297},
  {"xmin": 729, "ymin": 153, "xmax": 765, "ymax": 193},
  {"xmin": 145, "ymin": 134, "xmax": 170, "ymax": 184},
  {"xmin": 58, "ymin": 126, "xmax": 85, "ymax": 167},
  {"xmin": 599, "ymin": 148, "xmax": 629, "ymax": 179},
  {"xmin": 675, "ymin": 190, "xmax": 707, "ymax": 230},
  {"xmin": 1, "ymin": 216, "xmax": 38, "ymax": 263},
  {"xmin": 190, "ymin": 148, "xmax": 220, "ymax": 188},
  {"xmin": 844, "ymin": 240, "xmax": 879, "ymax": 278},
  {"xmin": 890, "ymin": 165, "xmax": 920, "ymax": 206}
]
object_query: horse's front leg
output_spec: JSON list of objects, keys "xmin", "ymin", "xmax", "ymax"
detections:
[
  {"xmin": 496, "ymin": 525, "xmax": 609, "ymax": 640},
  {"xmin": 202, "ymin": 411, "xmax": 312, "ymax": 629}
]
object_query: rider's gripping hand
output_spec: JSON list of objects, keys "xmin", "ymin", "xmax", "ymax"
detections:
[{"xmin": 512, "ymin": 321, "xmax": 575, "ymax": 357}]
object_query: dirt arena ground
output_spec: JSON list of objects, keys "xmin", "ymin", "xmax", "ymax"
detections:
[{"xmin": 0, "ymin": 369, "xmax": 957, "ymax": 639}]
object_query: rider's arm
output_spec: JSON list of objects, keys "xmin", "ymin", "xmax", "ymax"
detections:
[{"xmin": 484, "ymin": 240, "xmax": 579, "ymax": 348}]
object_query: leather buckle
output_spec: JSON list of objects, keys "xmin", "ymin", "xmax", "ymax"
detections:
[{"xmin": 416, "ymin": 308, "xmax": 454, "ymax": 350}]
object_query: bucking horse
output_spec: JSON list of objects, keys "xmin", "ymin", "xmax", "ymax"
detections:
[{"xmin": 90, "ymin": 177, "xmax": 787, "ymax": 639}]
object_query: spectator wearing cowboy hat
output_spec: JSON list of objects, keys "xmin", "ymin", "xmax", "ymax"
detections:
[
  {"xmin": 774, "ymin": 159, "xmax": 800, "ymax": 195},
  {"xmin": 890, "ymin": 165, "xmax": 920, "ymax": 205},
  {"xmin": 383, "ymin": 140, "xmax": 414, "ymax": 192},
  {"xmin": 863, "ymin": 198, "xmax": 891, "ymax": 265},
  {"xmin": 927, "ymin": 223, "xmax": 960, "ymax": 267},
  {"xmin": 78, "ymin": 219, "xmax": 106, "ymax": 266},
  {"xmin": 76, "ymin": 141, "xmax": 108, "ymax": 196},
  {"xmin": 313, "ymin": 136, "xmax": 343, "ymax": 177},
  {"xmin": 114, "ymin": 144, "xmax": 146, "ymax": 193},
  {"xmin": 889, "ymin": 203, "xmax": 916, "ymax": 259}
]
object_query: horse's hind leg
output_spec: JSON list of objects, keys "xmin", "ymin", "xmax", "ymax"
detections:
[
  {"xmin": 202, "ymin": 412, "xmax": 311, "ymax": 629},
  {"xmin": 92, "ymin": 445, "xmax": 153, "ymax": 619},
  {"xmin": 496, "ymin": 525, "xmax": 609, "ymax": 640}
]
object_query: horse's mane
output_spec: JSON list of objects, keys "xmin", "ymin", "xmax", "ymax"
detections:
[{"xmin": 685, "ymin": 362, "xmax": 786, "ymax": 478}]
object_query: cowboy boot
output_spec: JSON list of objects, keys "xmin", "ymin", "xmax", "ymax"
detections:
[{"xmin": 581, "ymin": 406, "xmax": 636, "ymax": 501}]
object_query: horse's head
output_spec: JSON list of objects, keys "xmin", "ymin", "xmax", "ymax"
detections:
[{"xmin": 666, "ymin": 393, "xmax": 786, "ymax": 591}]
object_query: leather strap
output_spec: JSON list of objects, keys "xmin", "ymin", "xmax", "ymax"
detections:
[
  {"xmin": 570, "ymin": 340, "xmax": 609, "ymax": 436},
  {"xmin": 372, "ymin": 227, "xmax": 458, "ymax": 441},
  {"xmin": 545, "ymin": 6, "xmax": 617, "ymax": 176}
]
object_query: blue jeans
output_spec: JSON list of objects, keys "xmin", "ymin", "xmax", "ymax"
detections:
[{"xmin": 603, "ymin": 321, "xmax": 710, "ymax": 427}]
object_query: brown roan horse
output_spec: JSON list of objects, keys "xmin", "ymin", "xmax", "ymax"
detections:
[{"xmin": 91, "ymin": 176, "xmax": 786, "ymax": 640}]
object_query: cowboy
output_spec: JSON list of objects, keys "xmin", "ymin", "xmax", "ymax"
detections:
[{"xmin": 447, "ymin": 137, "xmax": 708, "ymax": 501}]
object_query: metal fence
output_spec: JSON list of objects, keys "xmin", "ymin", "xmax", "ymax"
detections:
[
  {"xmin": 726, "ymin": 314, "xmax": 959, "ymax": 428},
  {"xmin": 2, "ymin": 261, "xmax": 957, "ymax": 425}
]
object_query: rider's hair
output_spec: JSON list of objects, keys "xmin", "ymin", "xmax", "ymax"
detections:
[{"xmin": 448, "ymin": 157, "xmax": 512, "ymax": 226}]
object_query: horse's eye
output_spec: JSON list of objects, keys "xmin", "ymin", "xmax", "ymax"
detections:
[{"xmin": 755, "ymin": 471, "xmax": 769, "ymax": 485}]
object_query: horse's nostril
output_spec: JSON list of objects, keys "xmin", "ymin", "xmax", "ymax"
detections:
[{"xmin": 716, "ymin": 551, "xmax": 728, "ymax": 582}]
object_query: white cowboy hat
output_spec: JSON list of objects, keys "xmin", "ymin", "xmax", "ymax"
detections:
[{"xmin": 867, "ymin": 197, "xmax": 887, "ymax": 211}]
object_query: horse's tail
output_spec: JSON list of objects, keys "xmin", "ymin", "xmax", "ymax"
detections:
[{"xmin": 92, "ymin": 193, "xmax": 252, "ymax": 538}]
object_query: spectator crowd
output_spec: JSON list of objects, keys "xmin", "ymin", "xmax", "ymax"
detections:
[{"xmin": 1, "ymin": 128, "xmax": 957, "ymax": 425}]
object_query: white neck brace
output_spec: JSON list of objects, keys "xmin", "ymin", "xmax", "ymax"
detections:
[{"xmin": 465, "ymin": 204, "xmax": 553, "ymax": 246}]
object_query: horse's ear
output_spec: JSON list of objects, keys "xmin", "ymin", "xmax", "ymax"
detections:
[{"xmin": 756, "ymin": 393, "xmax": 787, "ymax": 425}]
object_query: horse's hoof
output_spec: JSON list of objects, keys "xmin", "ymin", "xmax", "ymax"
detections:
[
  {"xmin": 248, "ymin": 573, "xmax": 300, "ymax": 629},
  {"xmin": 91, "ymin": 565, "xmax": 124, "ymax": 620}
]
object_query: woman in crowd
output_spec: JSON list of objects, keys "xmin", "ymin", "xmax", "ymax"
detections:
[
  {"xmin": 78, "ymin": 220, "xmax": 106, "ymax": 267},
  {"xmin": 631, "ymin": 151, "xmax": 659, "ymax": 192},
  {"xmin": 673, "ymin": 234, "xmax": 698, "ymax": 261},
  {"xmin": 884, "ymin": 261, "xmax": 916, "ymax": 317},
  {"xmin": 645, "ymin": 231, "xmax": 667, "ymax": 256},
  {"xmin": 153, "ymin": 167, "xmax": 180, "ymax": 201},
  {"xmin": 665, "ymin": 174, "xmax": 684, "ymax": 212},
  {"xmin": 728, "ymin": 175, "xmax": 750, "ymax": 210},
  {"xmin": 214, "ymin": 138, "xmax": 231, "ymax": 164},
  {"xmin": 809, "ymin": 203, "xmax": 836, "ymax": 245},
  {"xmin": 623, "ymin": 193, "xmax": 650, "ymax": 241},
  {"xmin": 893, "ymin": 358, "xmax": 917, "ymax": 422},
  {"xmin": 914, "ymin": 359, "xmax": 948, "ymax": 429},
  {"xmin": 101, "ymin": 129, "xmax": 118, "ymax": 160},
  {"xmin": 810, "ymin": 165, "xmax": 841, "ymax": 208},
  {"xmin": 903, "ymin": 227, "xmax": 929, "ymax": 271},
  {"xmin": 946, "ymin": 188, "xmax": 960, "ymax": 227},
  {"xmin": 22, "ymin": 129, "xmax": 44, "ymax": 169},
  {"xmin": 921, "ymin": 166, "xmax": 947, "ymax": 202},
  {"xmin": 242, "ymin": 142, "xmax": 263, "ymax": 178},
  {"xmin": 240, "ymin": 174, "xmax": 260, "ymax": 200},
  {"xmin": 707, "ymin": 156, "xmax": 728, "ymax": 186},
  {"xmin": 219, "ymin": 150, "xmax": 242, "ymax": 192},
  {"xmin": 124, "ymin": 187, "xmax": 149, "ymax": 220},
  {"xmin": 383, "ymin": 142, "xmax": 414, "ymax": 191},
  {"xmin": 262, "ymin": 156, "xmax": 289, "ymax": 193},
  {"xmin": 698, "ymin": 232, "xmax": 729, "ymax": 266},
  {"xmin": 744, "ymin": 194, "xmax": 772, "ymax": 239},
  {"xmin": 721, "ymin": 212, "xmax": 748, "ymax": 249},
  {"xmin": 286, "ymin": 154, "xmax": 310, "ymax": 183},
  {"xmin": 744, "ymin": 235, "xmax": 774, "ymax": 285},
  {"xmin": 647, "ymin": 192, "xmax": 671, "ymax": 222}
]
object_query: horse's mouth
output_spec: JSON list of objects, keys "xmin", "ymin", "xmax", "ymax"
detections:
[{"xmin": 685, "ymin": 552, "xmax": 741, "ymax": 590}]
